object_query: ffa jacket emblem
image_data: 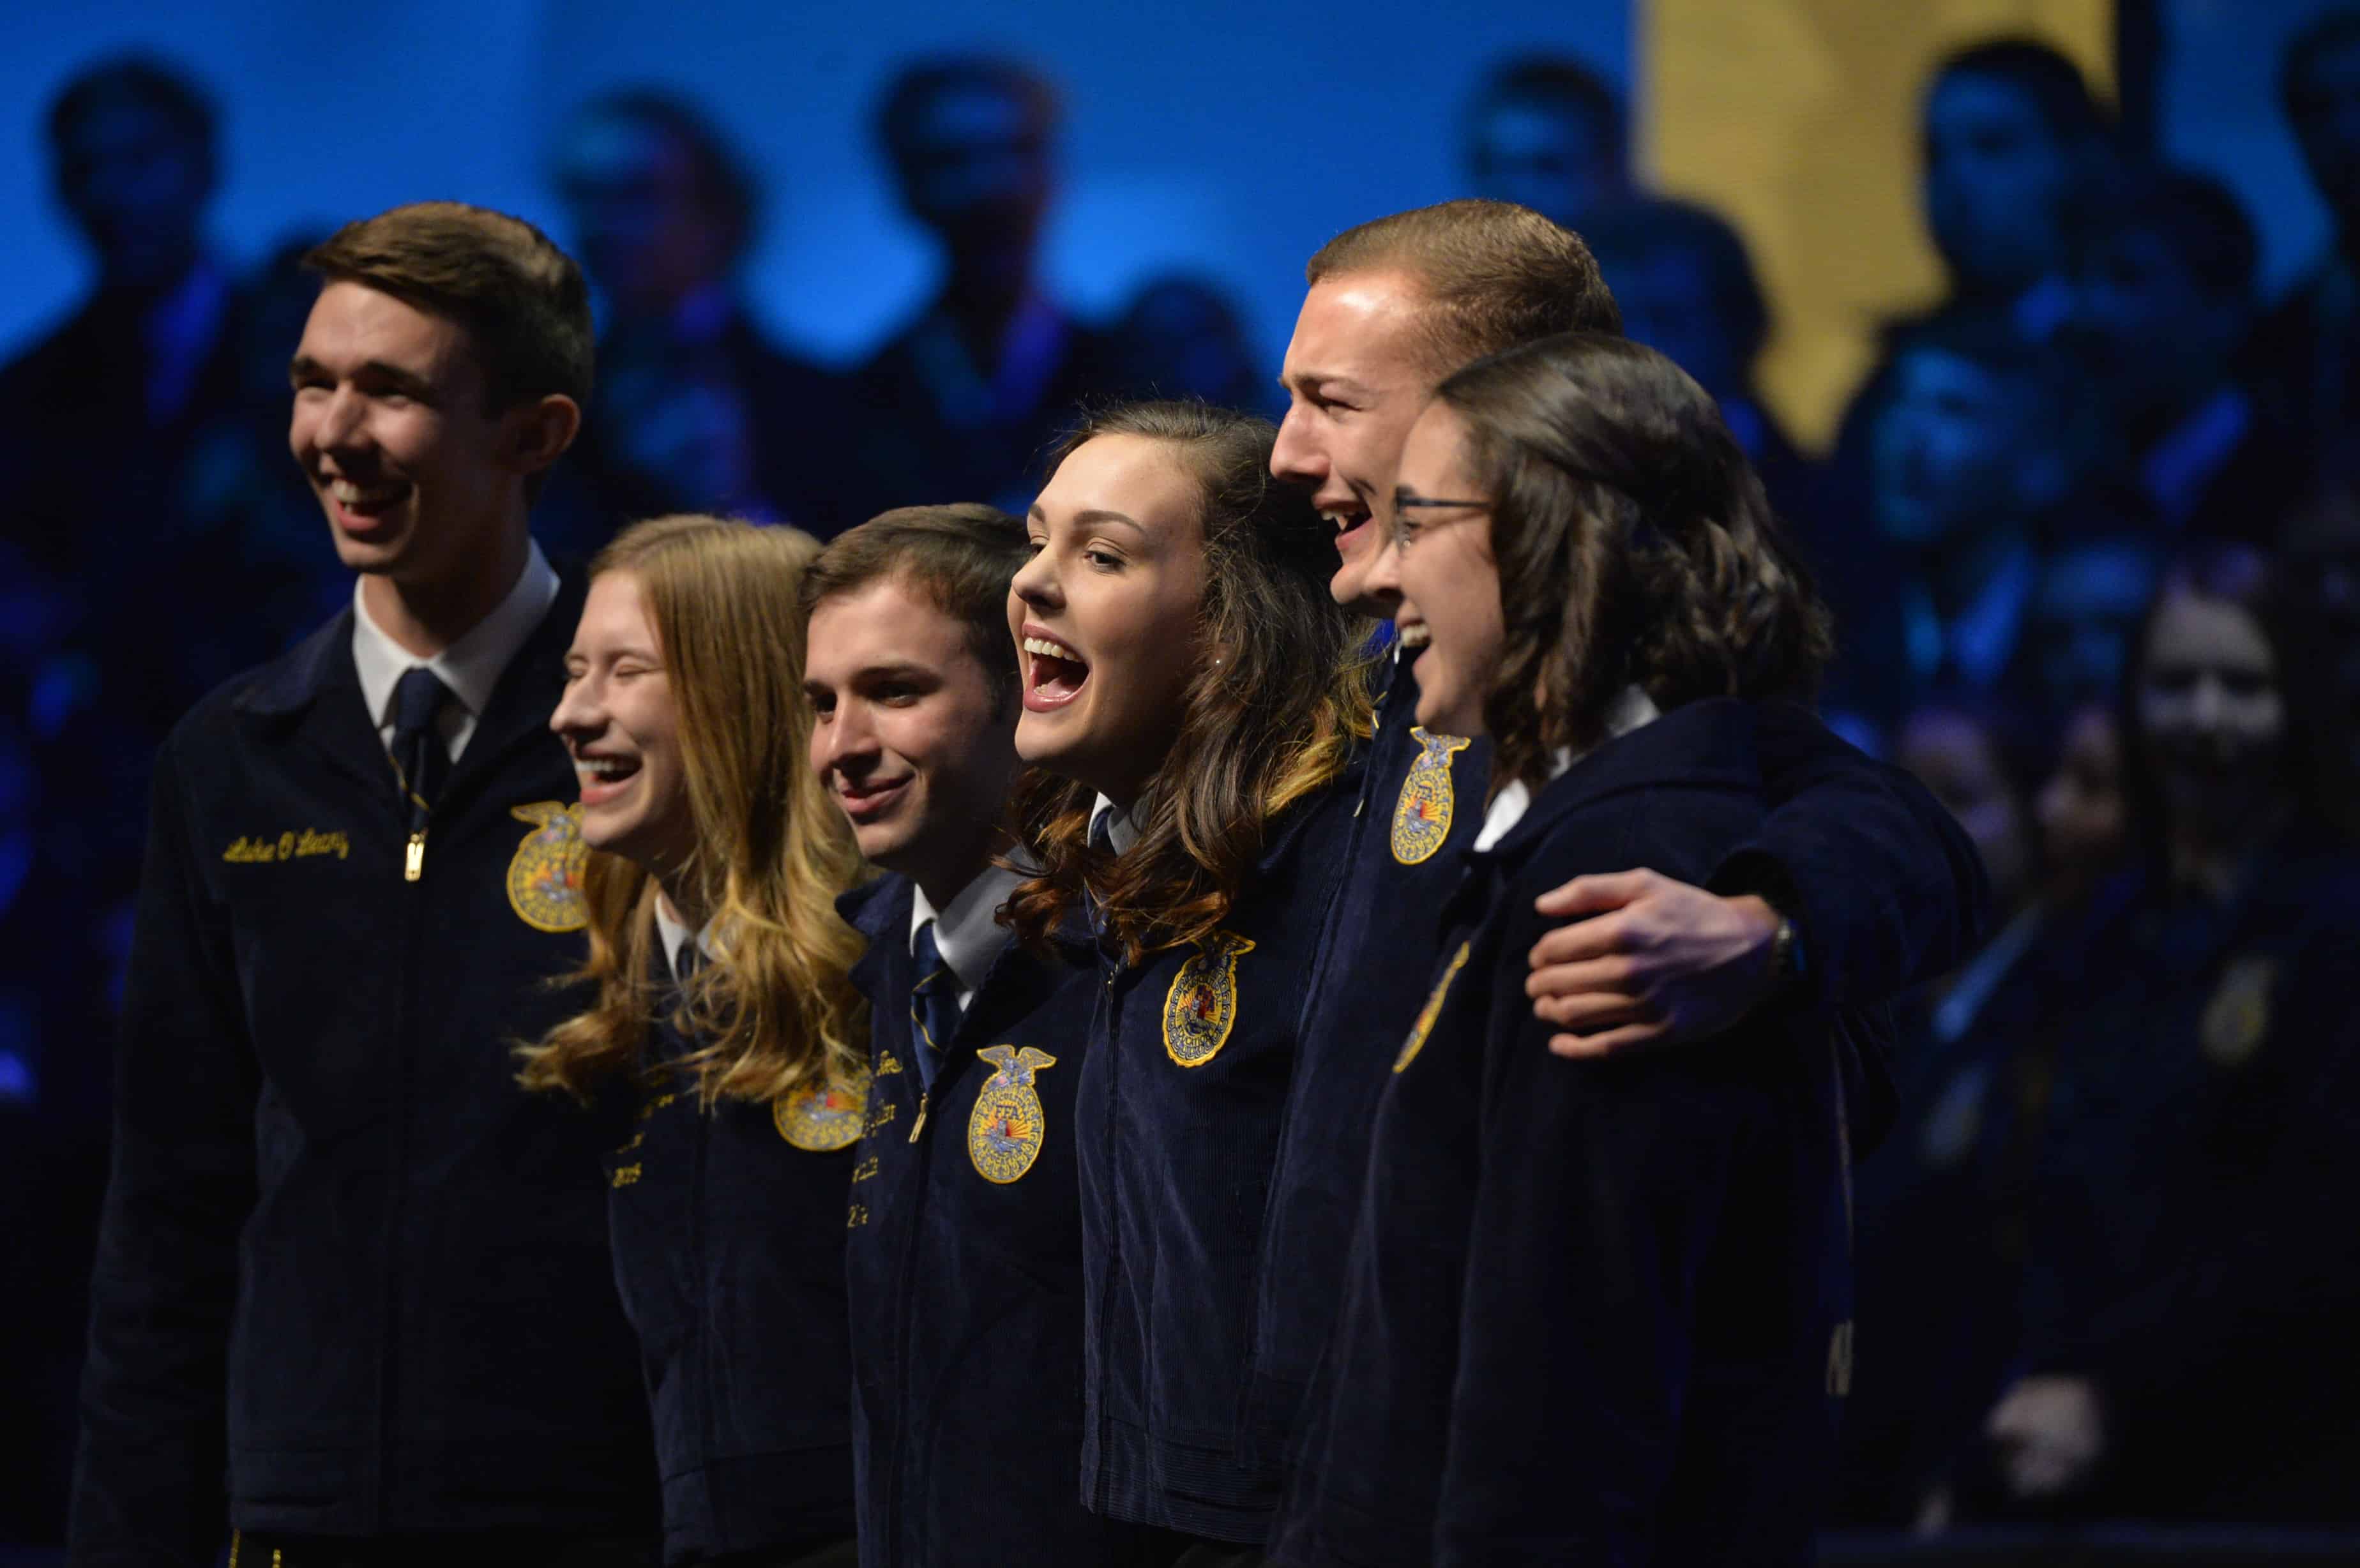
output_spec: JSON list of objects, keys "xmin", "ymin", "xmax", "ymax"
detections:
[
  {"xmin": 1162, "ymin": 931, "xmax": 1256, "ymax": 1067},
  {"xmin": 1391, "ymin": 728, "xmax": 1473, "ymax": 864},
  {"xmin": 2200, "ymin": 955, "xmax": 2278, "ymax": 1067},
  {"xmin": 775, "ymin": 1070, "xmax": 870, "ymax": 1152},
  {"xmin": 969, "ymin": 1045, "xmax": 1057, "ymax": 1184},
  {"xmin": 506, "ymin": 802, "xmax": 589, "ymax": 932},
  {"xmin": 1395, "ymin": 940, "xmax": 1473, "ymax": 1073}
]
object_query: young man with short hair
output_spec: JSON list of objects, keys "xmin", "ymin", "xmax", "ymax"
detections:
[
  {"xmin": 801, "ymin": 506, "xmax": 1163, "ymax": 1568},
  {"xmin": 73, "ymin": 202, "xmax": 655, "ymax": 1566}
]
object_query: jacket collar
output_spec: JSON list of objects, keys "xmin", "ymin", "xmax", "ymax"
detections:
[
  {"xmin": 840, "ymin": 873, "xmax": 918, "ymax": 1000},
  {"xmin": 1478, "ymin": 698, "xmax": 1762, "ymax": 866},
  {"xmin": 233, "ymin": 555, "xmax": 587, "ymax": 802}
]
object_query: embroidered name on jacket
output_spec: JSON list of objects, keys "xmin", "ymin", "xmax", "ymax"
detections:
[
  {"xmin": 775, "ymin": 1071, "xmax": 871, "ymax": 1152},
  {"xmin": 222, "ymin": 829, "xmax": 351, "ymax": 863},
  {"xmin": 968, "ymin": 1045, "xmax": 1057, "ymax": 1182},
  {"xmin": 1162, "ymin": 930, "xmax": 1255, "ymax": 1067},
  {"xmin": 1391, "ymin": 728, "xmax": 1474, "ymax": 865},
  {"xmin": 506, "ymin": 802, "xmax": 589, "ymax": 931}
]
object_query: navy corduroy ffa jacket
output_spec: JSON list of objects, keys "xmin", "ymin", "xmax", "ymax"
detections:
[
  {"xmin": 1250, "ymin": 654, "xmax": 1981, "ymax": 1465},
  {"xmin": 1065, "ymin": 772, "xmax": 1365, "ymax": 1544},
  {"xmin": 1276, "ymin": 700, "xmax": 1853, "ymax": 1568},
  {"xmin": 603, "ymin": 959, "xmax": 859, "ymax": 1564},
  {"xmin": 72, "ymin": 567, "xmax": 657, "ymax": 1564},
  {"xmin": 838, "ymin": 872, "xmax": 1168, "ymax": 1568}
]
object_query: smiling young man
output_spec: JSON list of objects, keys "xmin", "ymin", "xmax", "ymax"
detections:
[
  {"xmin": 73, "ymin": 203, "xmax": 658, "ymax": 1566},
  {"xmin": 801, "ymin": 506, "xmax": 1163, "ymax": 1568}
]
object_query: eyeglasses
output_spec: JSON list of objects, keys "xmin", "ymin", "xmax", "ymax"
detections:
[{"xmin": 1390, "ymin": 495, "xmax": 1491, "ymax": 547}]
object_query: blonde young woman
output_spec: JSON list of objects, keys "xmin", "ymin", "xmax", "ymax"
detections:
[{"xmin": 520, "ymin": 515, "xmax": 868, "ymax": 1567}]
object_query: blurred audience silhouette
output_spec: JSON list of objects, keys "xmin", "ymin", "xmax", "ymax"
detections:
[
  {"xmin": 1464, "ymin": 53, "xmax": 1631, "ymax": 232},
  {"xmin": 838, "ymin": 56, "xmax": 1117, "ymax": 516},
  {"xmin": 553, "ymin": 89, "xmax": 848, "ymax": 536}
]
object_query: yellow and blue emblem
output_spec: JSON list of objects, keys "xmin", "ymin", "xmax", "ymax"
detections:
[
  {"xmin": 969, "ymin": 1045, "xmax": 1057, "ymax": 1183},
  {"xmin": 506, "ymin": 802, "xmax": 589, "ymax": 932},
  {"xmin": 1395, "ymin": 940, "xmax": 1473, "ymax": 1073},
  {"xmin": 1162, "ymin": 930, "xmax": 1255, "ymax": 1067},
  {"xmin": 1391, "ymin": 728, "xmax": 1473, "ymax": 865},
  {"xmin": 774, "ymin": 1069, "xmax": 871, "ymax": 1152}
]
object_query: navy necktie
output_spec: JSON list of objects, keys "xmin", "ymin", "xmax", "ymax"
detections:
[
  {"xmin": 391, "ymin": 667, "xmax": 453, "ymax": 880},
  {"xmin": 911, "ymin": 919, "xmax": 962, "ymax": 1090}
]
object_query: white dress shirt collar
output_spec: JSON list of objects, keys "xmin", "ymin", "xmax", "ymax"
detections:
[
  {"xmin": 1087, "ymin": 795, "xmax": 1140, "ymax": 856},
  {"xmin": 910, "ymin": 863, "xmax": 1024, "ymax": 1012},
  {"xmin": 1473, "ymin": 686, "xmax": 1661, "ymax": 852},
  {"xmin": 351, "ymin": 541, "xmax": 559, "ymax": 762},
  {"xmin": 652, "ymin": 897, "xmax": 720, "ymax": 984}
]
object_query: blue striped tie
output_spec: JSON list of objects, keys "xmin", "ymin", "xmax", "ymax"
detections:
[{"xmin": 911, "ymin": 919, "xmax": 961, "ymax": 1090}]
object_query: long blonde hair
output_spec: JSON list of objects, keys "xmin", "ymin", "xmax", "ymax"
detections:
[{"xmin": 518, "ymin": 515, "xmax": 869, "ymax": 1106}]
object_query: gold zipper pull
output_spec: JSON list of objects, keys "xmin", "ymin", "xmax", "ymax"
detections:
[
  {"xmin": 908, "ymin": 1092, "xmax": 929, "ymax": 1143},
  {"xmin": 405, "ymin": 831, "xmax": 427, "ymax": 881}
]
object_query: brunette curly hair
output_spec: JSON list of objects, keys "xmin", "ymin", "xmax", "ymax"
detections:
[
  {"xmin": 1002, "ymin": 400, "xmax": 1371, "ymax": 961},
  {"xmin": 1430, "ymin": 331, "xmax": 1831, "ymax": 794}
]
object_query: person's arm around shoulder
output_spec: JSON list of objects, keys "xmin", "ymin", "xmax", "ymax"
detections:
[
  {"xmin": 72, "ymin": 735, "xmax": 261, "ymax": 1566},
  {"xmin": 1525, "ymin": 702, "xmax": 1988, "ymax": 1053}
]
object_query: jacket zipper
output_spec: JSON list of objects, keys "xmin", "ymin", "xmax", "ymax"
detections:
[{"xmin": 883, "ymin": 1053, "xmax": 937, "ymax": 1564}]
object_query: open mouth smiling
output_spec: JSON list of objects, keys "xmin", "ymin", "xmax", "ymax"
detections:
[
  {"xmin": 1322, "ymin": 507, "xmax": 1374, "ymax": 552},
  {"xmin": 1022, "ymin": 629, "xmax": 1091, "ymax": 712},
  {"xmin": 322, "ymin": 472, "xmax": 411, "ymax": 529},
  {"xmin": 573, "ymin": 751, "xmax": 640, "ymax": 805}
]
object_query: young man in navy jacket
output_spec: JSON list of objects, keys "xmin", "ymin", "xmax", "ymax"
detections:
[
  {"xmin": 1248, "ymin": 200, "xmax": 1987, "ymax": 1486},
  {"xmin": 801, "ymin": 506, "xmax": 1167, "ymax": 1568},
  {"xmin": 73, "ymin": 203, "xmax": 655, "ymax": 1566}
]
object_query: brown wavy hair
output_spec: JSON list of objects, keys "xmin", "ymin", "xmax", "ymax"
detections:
[
  {"xmin": 1431, "ymin": 332, "xmax": 1832, "ymax": 795},
  {"xmin": 518, "ymin": 515, "xmax": 869, "ymax": 1106},
  {"xmin": 1002, "ymin": 402, "xmax": 1372, "ymax": 962}
]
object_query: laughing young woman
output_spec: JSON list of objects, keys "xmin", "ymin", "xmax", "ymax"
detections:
[
  {"xmin": 1000, "ymin": 401, "xmax": 1370, "ymax": 1560},
  {"xmin": 519, "ymin": 514, "xmax": 868, "ymax": 1567},
  {"xmin": 1276, "ymin": 333, "xmax": 1852, "ymax": 1566}
]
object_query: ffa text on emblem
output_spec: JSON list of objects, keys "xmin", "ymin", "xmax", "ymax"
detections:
[
  {"xmin": 969, "ymin": 1045, "xmax": 1057, "ymax": 1184},
  {"xmin": 506, "ymin": 803, "xmax": 590, "ymax": 932},
  {"xmin": 1391, "ymin": 728, "xmax": 1473, "ymax": 865},
  {"xmin": 1162, "ymin": 930, "xmax": 1256, "ymax": 1067},
  {"xmin": 775, "ymin": 1070, "xmax": 871, "ymax": 1152},
  {"xmin": 1396, "ymin": 940, "xmax": 1474, "ymax": 1073}
]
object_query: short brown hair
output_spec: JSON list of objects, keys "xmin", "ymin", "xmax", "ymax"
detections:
[
  {"xmin": 1305, "ymin": 198, "xmax": 1621, "ymax": 372},
  {"xmin": 305, "ymin": 201, "xmax": 594, "ymax": 413},
  {"xmin": 799, "ymin": 503, "xmax": 1029, "ymax": 711}
]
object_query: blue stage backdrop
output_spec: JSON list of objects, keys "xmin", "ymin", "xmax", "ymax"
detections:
[{"xmin": 0, "ymin": 0, "xmax": 1630, "ymax": 372}]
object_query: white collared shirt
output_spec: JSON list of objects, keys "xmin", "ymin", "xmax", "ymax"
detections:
[
  {"xmin": 653, "ymin": 897, "xmax": 720, "ymax": 984},
  {"xmin": 1087, "ymin": 795, "xmax": 1141, "ymax": 856},
  {"xmin": 350, "ymin": 541, "xmax": 560, "ymax": 764},
  {"xmin": 911, "ymin": 864, "xmax": 1024, "ymax": 1013},
  {"xmin": 1473, "ymin": 687, "xmax": 1661, "ymax": 852}
]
